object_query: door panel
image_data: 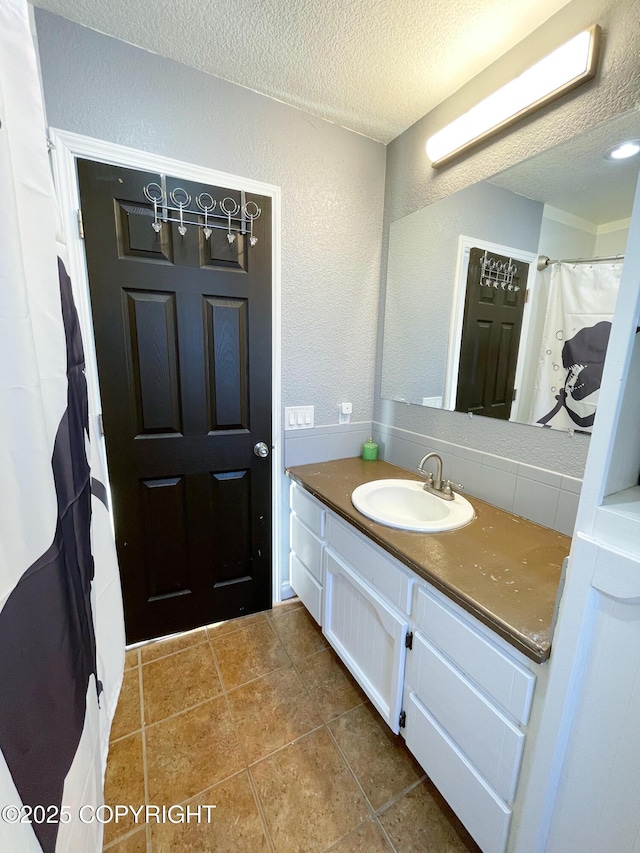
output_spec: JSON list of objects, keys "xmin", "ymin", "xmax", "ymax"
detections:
[
  {"xmin": 203, "ymin": 296, "xmax": 249, "ymax": 430},
  {"xmin": 456, "ymin": 248, "xmax": 528, "ymax": 419},
  {"xmin": 77, "ymin": 160, "xmax": 272, "ymax": 642}
]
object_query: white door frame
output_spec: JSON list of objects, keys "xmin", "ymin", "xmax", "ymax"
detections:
[
  {"xmin": 445, "ymin": 235, "xmax": 538, "ymax": 418},
  {"xmin": 48, "ymin": 128, "xmax": 284, "ymax": 605}
]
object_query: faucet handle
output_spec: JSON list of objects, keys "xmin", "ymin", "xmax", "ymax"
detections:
[
  {"xmin": 417, "ymin": 467, "xmax": 433, "ymax": 483},
  {"xmin": 442, "ymin": 479, "xmax": 464, "ymax": 496}
]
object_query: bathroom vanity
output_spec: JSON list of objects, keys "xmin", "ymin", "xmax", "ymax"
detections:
[{"xmin": 287, "ymin": 457, "xmax": 569, "ymax": 853}]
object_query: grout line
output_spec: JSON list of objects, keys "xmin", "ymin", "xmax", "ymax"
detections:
[
  {"xmin": 374, "ymin": 774, "xmax": 427, "ymax": 818},
  {"xmin": 247, "ymin": 723, "xmax": 327, "ymax": 771},
  {"xmin": 215, "ymin": 659, "xmax": 293, "ymax": 695},
  {"xmin": 321, "ymin": 817, "xmax": 374, "ymax": 852},
  {"xmin": 142, "ymin": 690, "xmax": 226, "ymax": 731},
  {"xmin": 205, "ymin": 612, "xmax": 271, "ymax": 642},
  {"xmin": 246, "ymin": 766, "xmax": 277, "ymax": 853},
  {"xmin": 139, "ymin": 635, "xmax": 209, "ymax": 666},
  {"xmin": 207, "ymin": 635, "xmax": 278, "ymax": 852},
  {"xmin": 137, "ymin": 661, "xmax": 152, "ymax": 853},
  {"xmin": 324, "ymin": 723, "xmax": 376, "ymax": 819},
  {"xmin": 375, "ymin": 815, "xmax": 399, "ymax": 853},
  {"xmin": 101, "ymin": 825, "xmax": 147, "ymax": 850}
]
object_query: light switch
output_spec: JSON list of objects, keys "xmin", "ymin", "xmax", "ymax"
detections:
[{"xmin": 284, "ymin": 406, "xmax": 314, "ymax": 431}]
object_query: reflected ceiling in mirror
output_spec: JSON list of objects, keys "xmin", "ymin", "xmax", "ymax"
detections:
[{"xmin": 381, "ymin": 110, "xmax": 640, "ymax": 432}]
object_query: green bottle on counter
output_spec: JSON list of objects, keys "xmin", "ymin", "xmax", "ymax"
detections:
[{"xmin": 362, "ymin": 437, "xmax": 378, "ymax": 461}]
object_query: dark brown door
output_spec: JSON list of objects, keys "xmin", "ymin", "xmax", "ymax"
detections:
[
  {"xmin": 456, "ymin": 247, "xmax": 528, "ymax": 419},
  {"xmin": 77, "ymin": 160, "xmax": 272, "ymax": 643}
]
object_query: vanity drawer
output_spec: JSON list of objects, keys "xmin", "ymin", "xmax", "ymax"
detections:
[
  {"xmin": 404, "ymin": 690, "xmax": 511, "ymax": 853},
  {"xmin": 325, "ymin": 514, "xmax": 413, "ymax": 615},
  {"xmin": 407, "ymin": 630, "xmax": 525, "ymax": 802},
  {"xmin": 290, "ymin": 482, "xmax": 325, "ymax": 538},
  {"xmin": 290, "ymin": 553, "xmax": 322, "ymax": 625},
  {"xmin": 291, "ymin": 514, "xmax": 323, "ymax": 583},
  {"xmin": 415, "ymin": 587, "xmax": 535, "ymax": 725}
]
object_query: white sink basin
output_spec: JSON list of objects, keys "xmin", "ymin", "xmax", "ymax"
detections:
[{"xmin": 351, "ymin": 479, "xmax": 475, "ymax": 532}]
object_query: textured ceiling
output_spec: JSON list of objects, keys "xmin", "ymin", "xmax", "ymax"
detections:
[
  {"xmin": 490, "ymin": 111, "xmax": 640, "ymax": 224},
  {"xmin": 32, "ymin": 0, "xmax": 571, "ymax": 143}
]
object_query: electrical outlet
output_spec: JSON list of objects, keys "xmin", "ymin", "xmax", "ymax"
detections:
[{"xmin": 338, "ymin": 402, "xmax": 352, "ymax": 424}]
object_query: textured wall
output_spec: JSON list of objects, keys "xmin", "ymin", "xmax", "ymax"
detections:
[
  {"xmin": 35, "ymin": 9, "xmax": 386, "ymax": 428},
  {"xmin": 376, "ymin": 0, "xmax": 640, "ymax": 477}
]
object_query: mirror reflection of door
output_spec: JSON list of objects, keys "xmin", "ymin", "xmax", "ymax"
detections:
[
  {"xmin": 456, "ymin": 248, "xmax": 529, "ymax": 419},
  {"xmin": 77, "ymin": 160, "xmax": 273, "ymax": 644}
]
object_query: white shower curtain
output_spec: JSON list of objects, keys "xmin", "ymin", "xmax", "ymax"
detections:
[
  {"xmin": 0, "ymin": 2, "xmax": 124, "ymax": 851},
  {"xmin": 530, "ymin": 261, "xmax": 623, "ymax": 432}
]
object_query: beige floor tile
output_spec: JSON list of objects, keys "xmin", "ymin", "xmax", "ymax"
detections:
[
  {"xmin": 140, "ymin": 626, "xmax": 209, "ymax": 663},
  {"xmin": 329, "ymin": 819, "xmax": 393, "ymax": 852},
  {"xmin": 146, "ymin": 695, "xmax": 243, "ymax": 806},
  {"xmin": 211, "ymin": 620, "xmax": 290, "ymax": 690},
  {"xmin": 379, "ymin": 779, "xmax": 481, "ymax": 852},
  {"xmin": 270, "ymin": 606, "xmax": 328, "ymax": 660},
  {"xmin": 103, "ymin": 827, "xmax": 147, "ymax": 852},
  {"xmin": 330, "ymin": 704, "xmax": 424, "ymax": 811},
  {"xmin": 103, "ymin": 733, "xmax": 145, "ymax": 846},
  {"xmin": 124, "ymin": 648, "xmax": 140, "ymax": 670},
  {"xmin": 151, "ymin": 771, "xmax": 268, "ymax": 852},
  {"xmin": 111, "ymin": 667, "xmax": 142, "ymax": 742},
  {"xmin": 252, "ymin": 727, "xmax": 370, "ymax": 852},
  {"xmin": 297, "ymin": 647, "xmax": 366, "ymax": 722},
  {"xmin": 142, "ymin": 643, "xmax": 222, "ymax": 725},
  {"xmin": 227, "ymin": 666, "xmax": 321, "ymax": 763},
  {"xmin": 267, "ymin": 597, "xmax": 303, "ymax": 618},
  {"xmin": 206, "ymin": 611, "xmax": 268, "ymax": 639}
]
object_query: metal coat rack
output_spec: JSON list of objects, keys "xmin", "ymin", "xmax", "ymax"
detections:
[
  {"xmin": 143, "ymin": 182, "xmax": 261, "ymax": 246},
  {"xmin": 479, "ymin": 250, "xmax": 520, "ymax": 291}
]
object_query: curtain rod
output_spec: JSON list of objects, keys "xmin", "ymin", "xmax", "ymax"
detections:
[{"xmin": 537, "ymin": 253, "xmax": 624, "ymax": 271}]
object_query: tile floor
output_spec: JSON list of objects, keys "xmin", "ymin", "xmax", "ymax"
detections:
[{"xmin": 104, "ymin": 598, "xmax": 481, "ymax": 853}]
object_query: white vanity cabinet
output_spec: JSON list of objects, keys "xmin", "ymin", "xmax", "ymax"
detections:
[
  {"xmin": 289, "ymin": 482, "xmax": 325, "ymax": 624},
  {"xmin": 288, "ymin": 480, "xmax": 541, "ymax": 853},
  {"xmin": 403, "ymin": 585, "xmax": 536, "ymax": 853},
  {"xmin": 323, "ymin": 513, "xmax": 414, "ymax": 733}
]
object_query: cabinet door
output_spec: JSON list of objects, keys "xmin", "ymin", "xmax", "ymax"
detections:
[{"xmin": 323, "ymin": 549, "xmax": 408, "ymax": 733}]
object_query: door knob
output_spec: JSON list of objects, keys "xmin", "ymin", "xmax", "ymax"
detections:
[{"xmin": 254, "ymin": 441, "xmax": 270, "ymax": 458}]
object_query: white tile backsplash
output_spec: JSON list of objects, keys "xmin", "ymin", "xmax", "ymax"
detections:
[
  {"xmin": 373, "ymin": 422, "xmax": 582, "ymax": 536},
  {"xmin": 517, "ymin": 463, "xmax": 563, "ymax": 489},
  {"xmin": 451, "ymin": 454, "xmax": 484, "ymax": 497},
  {"xmin": 561, "ymin": 475, "xmax": 583, "ymax": 495},
  {"xmin": 479, "ymin": 467, "xmax": 518, "ymax": 512},
  {"xmin": 285, "ymin": 421, "xmax": 581, "ymax": 537},
  {"xmin": 555, "ymin": 490, "xmax": 580, "ymax": 537},
  {"xmin": 514, "ymin": 478, "xmax": 561, "ymax": 529}
]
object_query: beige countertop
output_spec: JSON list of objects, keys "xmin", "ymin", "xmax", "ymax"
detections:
[{"xmin": 287, "ymin": 457, "xmax": 570, "ymax": 663}]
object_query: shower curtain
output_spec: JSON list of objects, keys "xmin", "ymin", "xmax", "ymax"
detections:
[
  {"xmin": 0, "ymin": 2, "xmax": 124, "ymax": 852},
  {"xmin": 530, "ymin": 260, "xmax": 623, "ymax": 432}
]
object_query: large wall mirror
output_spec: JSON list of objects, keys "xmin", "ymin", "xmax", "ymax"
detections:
[{"xmin": 381, "ymin": 110, "xmax": 640, "ymax": 433}]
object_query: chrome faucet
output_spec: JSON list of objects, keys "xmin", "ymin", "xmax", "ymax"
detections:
[{"xmin": 417, "ymin": 452, "xmax": 462, "ymax": 501}]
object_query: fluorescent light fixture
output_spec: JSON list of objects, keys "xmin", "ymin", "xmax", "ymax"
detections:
[
  {"xmin": 426, "ymin": 25, "xmax": 601, "ymax": 167},
  {"xmin": 605, "ymin": 140, "xmax": 640, "ymax": 161}
]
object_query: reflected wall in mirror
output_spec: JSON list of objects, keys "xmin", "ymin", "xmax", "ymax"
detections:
[{"xmin": 381, "ymin": 111, "xmax": 640, "ymax": 432}]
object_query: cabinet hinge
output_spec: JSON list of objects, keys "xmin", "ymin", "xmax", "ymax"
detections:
[
  {"xmin": 399, "ymin": 710, "xmax": 406, "ymax": 729},
  {"xmin": 512, "ymin": 388, "xmax": 517, "ymax": 402},
  {"xmin": 97, "ymin": 413, "xmax": 105, "ymax": 437},
  {"xmin": 405, "ymin": 631, "xmax": 413, "ymax": 650},
  {"xmin": 525, "ymin": 289, "xmax": 529, "ymax": 303},
  {"xmin": 77, "ymin": 208, "xmax": 85, "ymax": 239}
]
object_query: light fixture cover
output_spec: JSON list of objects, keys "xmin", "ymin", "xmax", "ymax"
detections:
[
  {"xmin": 606, "ymin": 141, "xmax": 640, "ymax": 161},
  {"xmin": 427, "ymin": 24, "xmax": 601, "ymax": 168}
]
